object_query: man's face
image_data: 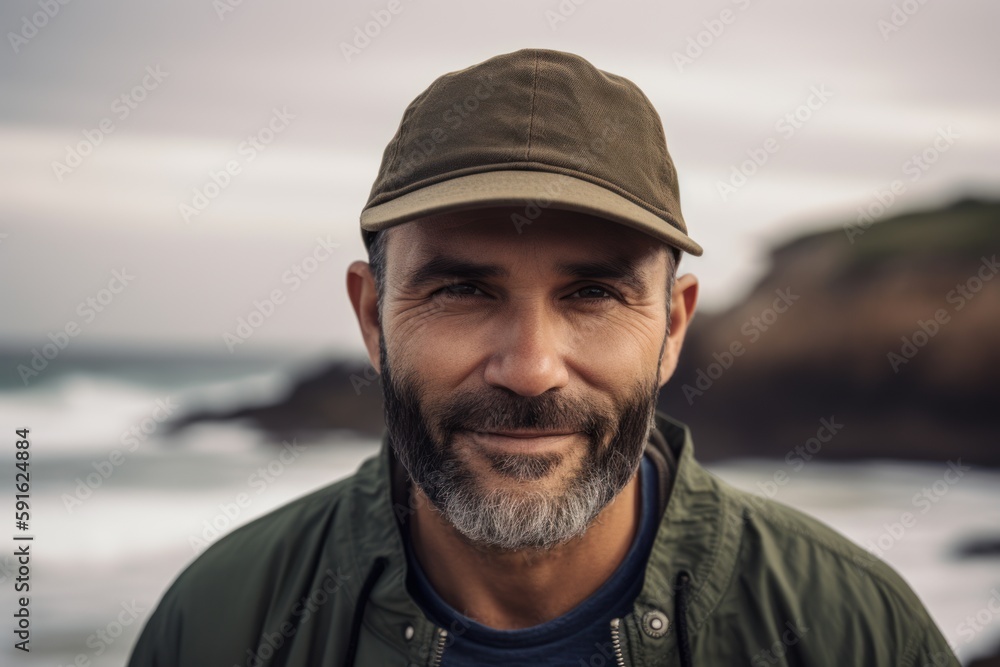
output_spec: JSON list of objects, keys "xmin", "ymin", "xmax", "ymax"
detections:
[{"xmin": 376, "ymin": 207, "xmax": 673, "ymax": 552}]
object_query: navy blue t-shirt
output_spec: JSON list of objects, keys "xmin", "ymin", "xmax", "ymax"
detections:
[{"xmin": 403, "ymin": 453, "xmax": 660, "ymax": 666}]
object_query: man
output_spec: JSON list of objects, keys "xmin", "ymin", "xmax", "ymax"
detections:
[{"xmin": 129, "ymin": 49, "xmax": 959, "ymax": 666}]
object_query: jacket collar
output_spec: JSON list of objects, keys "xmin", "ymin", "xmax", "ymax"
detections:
[
  {"xmin": 343, "ymin": 410, "xmax": 740, "ymax": 655},
  {"xmin": 635, "ymin": 412, "xmax": 742, "ymax": 637}
]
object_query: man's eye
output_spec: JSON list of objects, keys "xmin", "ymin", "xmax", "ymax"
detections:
[
  {"xmin": 437, "ymin": 283, "xmax": 484, "ymax": 298},
  {"xmin": 571, "ymin": 285, "xmax": 616, "ymax": 300},
  {"xmin": 434, "ymin": 284, "xmax": 617, "ymax": 300}
]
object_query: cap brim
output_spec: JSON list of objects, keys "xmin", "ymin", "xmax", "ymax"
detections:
[{"xmin": 360, "ymin": 170, "xmax": 703, "ymax": 256}]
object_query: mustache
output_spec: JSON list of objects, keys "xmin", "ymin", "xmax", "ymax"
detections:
[
  {"xmin": 431, "ymin": 387, "xmax": 610, "ymax": 438},
  {"xmin": 379, "ymin": 334, "xmax": 656, "ymax": 449}
]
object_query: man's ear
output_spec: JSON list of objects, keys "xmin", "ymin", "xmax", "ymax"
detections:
[
  {"xmin": 658, "ymin": 273, "xmax": 699, "ymax": 387},
  {"xmin": 346, "ymin": 261, "xmax": 382, "ymax": 374}
]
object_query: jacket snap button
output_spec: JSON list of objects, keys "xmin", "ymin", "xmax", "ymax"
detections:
[
  {"xmin": 403, "ymin": 624, "xmax": 415, "ymax": 641},
  {"xmin": 642, "ymin": 610, "xmax": 669, "ymax": 638}
]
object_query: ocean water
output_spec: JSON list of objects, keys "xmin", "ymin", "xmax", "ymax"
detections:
[{"xmin": 0, "ymin": 362, "xmax": 997, "ymax": 666}]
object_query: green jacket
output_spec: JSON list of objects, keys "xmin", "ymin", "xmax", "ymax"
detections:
[{"xmin": 128, "ymin": 412, "xmax": 959, "ymax": 666}]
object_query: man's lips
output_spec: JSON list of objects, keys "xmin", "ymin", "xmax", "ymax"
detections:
[
  {"xmin": 460, "ymin": 429, "xmax": 582, "ymax": 454},
  {"xmin": 479, "ymin": 429, "xmax": 577, "ymax": 438}
]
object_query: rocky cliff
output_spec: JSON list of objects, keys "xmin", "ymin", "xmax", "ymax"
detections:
[{"xmin": 660, "ymin": 197, "xmax": 999, "ymax": 465}]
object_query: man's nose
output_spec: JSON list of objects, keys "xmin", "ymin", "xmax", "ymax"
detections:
[{"xmin": 482, "ymin": 303, "xmax": 570, "ymax": 396}]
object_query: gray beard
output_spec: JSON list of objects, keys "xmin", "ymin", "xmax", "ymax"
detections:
[{"xmin": 379, "ymin": 334, "xmax": 660, "ymax": 552}]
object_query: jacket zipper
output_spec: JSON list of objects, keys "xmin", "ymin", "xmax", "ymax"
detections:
[
  {"xmin": 610, "ymin": 617, "xmax": 626, "ymax": 667},
  {"xmin": 430, "ymin": 620, "xmax": 626, "ymax": 666},
  {"xmin": 430, "ymin": 627, "xmax": 448, "ymax": 667}
]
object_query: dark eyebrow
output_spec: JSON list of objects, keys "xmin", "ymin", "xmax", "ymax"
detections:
[
  {"xmin": 402, "ymin": 253, "xmax": 649, "ymax": 293},
  {"xmin": 403, "ymin": 255, "xmax": 509, "ymax": 290},
  {"xmin": 555, "ymin": 256, "xmax": 649, "ymax": 294}
]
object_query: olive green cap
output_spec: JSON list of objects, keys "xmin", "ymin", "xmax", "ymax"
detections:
[{"xmin": 360, "ymin": 48, "xmax": 702, "ymax": 257}]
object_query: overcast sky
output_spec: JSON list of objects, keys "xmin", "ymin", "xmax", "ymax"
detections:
[{"xmin": 1, "ymin": 0, "xmax": 998, "ymax": 358}]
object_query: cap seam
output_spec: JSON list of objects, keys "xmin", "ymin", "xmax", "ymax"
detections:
[
  {"xmin": 390, "ymin": 80, "xmax": 444, "ymax": 177},
  {"xmin": 525, "ymin": 52, "xmax": 539, "ymax": 161}
]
